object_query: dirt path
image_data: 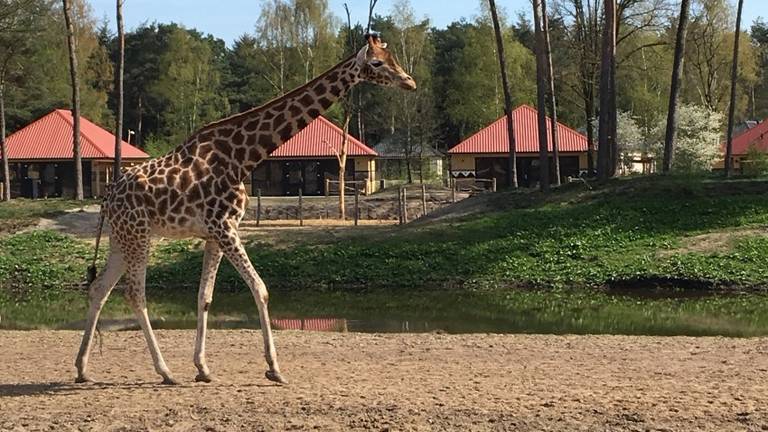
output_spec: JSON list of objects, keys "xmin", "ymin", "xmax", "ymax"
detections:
[{"xmin": 0, "ymin": 331, "xmax": 766, "ymax": 431}]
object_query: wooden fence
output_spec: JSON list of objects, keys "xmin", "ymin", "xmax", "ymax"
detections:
[{"xmin": 249, "ymin": 181, "xmax": 497, "ymax": 226}]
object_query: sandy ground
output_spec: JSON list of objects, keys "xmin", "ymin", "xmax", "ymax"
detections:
[{"xmin": 0, "ymin": 331, "xmax": 767, "ymax": 432}]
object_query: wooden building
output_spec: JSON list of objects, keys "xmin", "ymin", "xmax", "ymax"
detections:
[
  {"xmin": 448, "ymin": 105, "xmax": 589, "ymax": 188},
  {"xmin": 250, "ymin": 116, "xmax": 379, "ymax": 196},
  {"xmin": 0, "ymin": 109, "xmax": 149, "ymax": 199},
  {"xmin": 715, "ymin": 119, "xmax": 768, "ymax": 172}
]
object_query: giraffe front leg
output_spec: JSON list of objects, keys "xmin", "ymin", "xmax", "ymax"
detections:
[
  {"xmin": 75, "ymin": 248, "xmax": 126, "ymax": 383},
  {"xmin": 216, "ymin": 231, "xmax": 286, "ymax": 385},
  {"xmin": 194, "ymin": 241, "xmax": 223, "ymax": 383}
]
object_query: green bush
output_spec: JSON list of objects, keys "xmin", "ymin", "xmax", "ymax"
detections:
[{"xmin": 741, "ymin": 143, "xmax": 768, "ymax": 177}]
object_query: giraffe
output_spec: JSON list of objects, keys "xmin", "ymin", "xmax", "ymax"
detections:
[{"xmin": 74, "ymin": 33, "xmax": 416, "ymax": 385}]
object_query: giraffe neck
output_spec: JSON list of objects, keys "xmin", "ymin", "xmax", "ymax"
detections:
[{"xmin": 181, "ymin": 54, "xmax": 362, "ymax": 183}]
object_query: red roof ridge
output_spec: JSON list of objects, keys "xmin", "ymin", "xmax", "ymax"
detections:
[
  {"xmin": 448, "ymin": 105, "xmax": 588, "ymax": 154},
  {"xmin": 724, "ymin": 119, "xmax": 768, "ymax": 155},
  {"xmin": 271, "ymin": 116, "xmax": 378, "ymax": 158},
  {"xmin": 5, "ymin": 109, "xmax": 149, "ymax": 160},
  {"xmin": 53, "ymin": 109, "xmax": 105, "ymax": 158}
]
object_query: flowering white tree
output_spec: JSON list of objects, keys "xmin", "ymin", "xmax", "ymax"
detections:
[
  {"xmin": 616, "ymin": 111, "xmax": 645, "ymax": 173},
  {"xmin": 617, "ymin": 112, "xmax": 644, "ymax": 149},
  {"xmin": 650, "ymin": 104, "xmax": 723, "ymax": 173}
]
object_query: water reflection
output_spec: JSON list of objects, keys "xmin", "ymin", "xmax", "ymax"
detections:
[{"xmin": 1, "ymin": 316, "xmax": 503, "ymax": 334}]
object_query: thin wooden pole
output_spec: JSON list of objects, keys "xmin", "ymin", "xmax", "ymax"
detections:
[
  {"xmin": 725, "ymin": 0, "xmax": 744, "ymax": 177},
  {"xmin": 397, "ymin": 187, "xmax": 403, "ymax": 225},
  {"xmin": 421, "ymin": 184, "xmax": 427, "ymax": 217},
  {"xmin": 113, "ymin": 0, "xmax": 124, "ymax": 181},
  {"xmin": 256, "ymin": 188, "xmax": 262, "ymax": 227},
  {"xmin": 451, "ymin": 177, "xmax": 456, "ymax": 203},
  {"xmin": 402, "ymin": 187, "xmax": 408, "ymax": 224},
  {"xmin": 325, "ymin": 178, "xmax": 330, "ymax": 219},
  {"xmin": 298, "ymin": 187, "xmax": 303, "ymax": 227},
  {"xmin": 354, "ymin": 182, "xmax": 360, "ymax": 226},
  {"xmin": 492, "ymin": 178, "xmax": 497, "ymax": 192}
]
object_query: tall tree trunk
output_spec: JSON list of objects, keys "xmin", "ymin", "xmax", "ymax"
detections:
[
  {"xmin": 585, "ymin": 101, "xmax": 596, "ymax": 175},
  {"xmin": 663, "ymin": 0, "xmax": 691, "ymax": 174},
  {"xmin": 0, "ymin": 76, "xmax": 9, "ymax": 201},
  {"xmin": 597, "ymin": 0, "xmax": 617, "ymax": 181},
  {"xmin": 542, "ymin": 0, "xmax": 561, "ymax": 186},
  {"xmin": 63, "ymin": 0, "xmax": 83, "ymax": 200},
  {"xmin": 724, "ymin": 0, "xmax": 744, "ymax": 177},
  {"xmin": 113, "ymin": 0, "xmax": 124, "ymax": 182},
  {"xmin": 338, "ymin": 115, "xmax": 350, "ymax": 221},
  {"xmin": 533, "ymin": 0, "xmax": 551, "ymax": 192},
  {"xmin": 574, "ymin": 0, "xmax": 596, "ymax": 176},
  {"xmin": 488, "ymin": 0, "xmax": 518, "ymax": 189},
  {"xmin": 137, "ymin": 95, "xmax": 143, "ymax": 147},
  {"xmin": 608, "ymin": 45, "xmax": 618, "ymax": 177}
]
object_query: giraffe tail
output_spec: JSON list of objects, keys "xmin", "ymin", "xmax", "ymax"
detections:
[{"xmin": 86, "ymin": 204, "xmax": 106, "ymax": 285}]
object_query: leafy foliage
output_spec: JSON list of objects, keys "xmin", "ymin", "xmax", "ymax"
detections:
[
  {"xmin": 649, "ymin": 104, "xmax": 723, "ymax": 173},
  {"xmin": 741, "ymin": 143, "xmax": 768, "ymax": 177}
]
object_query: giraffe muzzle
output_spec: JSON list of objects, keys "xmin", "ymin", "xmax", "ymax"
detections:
[{"xmin": 398, "ymin": 76, "xmax": 417, "ymax": 91}]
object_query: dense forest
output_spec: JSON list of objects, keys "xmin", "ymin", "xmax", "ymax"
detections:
[{"xmin": 0, "ymin": 0, "xmax": 764, "ymax": 163}]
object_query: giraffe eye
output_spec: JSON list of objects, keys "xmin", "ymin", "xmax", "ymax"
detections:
[{"xmin": 370, "ymin": 60, "xmax": 384, "ymax": 68}]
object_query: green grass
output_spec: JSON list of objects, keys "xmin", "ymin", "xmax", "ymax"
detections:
[{"xmin": 3, "ymin": 176, "xmax": 768, "ymax": 335}]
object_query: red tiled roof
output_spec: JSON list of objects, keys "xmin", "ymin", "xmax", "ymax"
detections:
[
  {"xmin": 4, "ymin": 109, "xmax": 149, "ymax": 160},
  {"xmin": 448, "ymin": 105, "xmax": 588, "ymax": 154},
  {"xmin": 269, "ymin": 116, "xmax": 377, "ymax": 158},
  {"xmin": 728, "ymin": 120, "xmax": 768, "ymax": 156}
]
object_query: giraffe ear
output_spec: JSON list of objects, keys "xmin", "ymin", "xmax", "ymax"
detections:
[
  {"xmin": 356, "ymin": 45, "xmax": 369, "ymax": 67},
  {"xmin": 380, "ymin": 42, "xmax": 387, "ymax": 49}
]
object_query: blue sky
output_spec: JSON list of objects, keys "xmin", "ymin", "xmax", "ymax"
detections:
[{"xmin": 89, "ymin": 0, "xmax": 768, "ymax": 46}]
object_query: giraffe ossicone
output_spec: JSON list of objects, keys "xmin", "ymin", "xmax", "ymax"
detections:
[{"xmin": 74, "ymin": 33, "xmax": 415, "ymax": 385}]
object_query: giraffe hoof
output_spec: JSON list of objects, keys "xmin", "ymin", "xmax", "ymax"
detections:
[
  {"xmin": 265, "ymin": 370, "xmax": 288, "ymax": 385},
  {"xmin": 194, "ymin": 373, "xmax": 217, "ymax": 383},
  {"xmin": 161, "ymin": 377, "xmax": 180, "ymax": 386},
  {"xmin": 75, "ymin": 375, "xmax": 94, "ymax": 384}
]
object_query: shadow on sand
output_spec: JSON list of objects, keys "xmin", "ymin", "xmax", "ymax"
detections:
[{"xmin": 0, "ymin": 380, "xmax": 276, "ymax": 398}]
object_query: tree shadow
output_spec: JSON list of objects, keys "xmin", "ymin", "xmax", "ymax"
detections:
[{"xmin": 0, "ymin": 380, "xmax": 279, "ymax": 398}]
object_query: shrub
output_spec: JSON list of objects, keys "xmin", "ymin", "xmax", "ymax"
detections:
[{"xmin": 741, "ymin": 143, "xmax": 768, "ymax": 177}]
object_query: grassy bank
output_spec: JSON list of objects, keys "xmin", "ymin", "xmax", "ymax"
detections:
[
  {"xmin": 2, "ymin": 176, "xmax": 768, "ymax": 335},
  {"xmin": 0, "ymin": 198, "xmax": 98, "ymax": 234}
]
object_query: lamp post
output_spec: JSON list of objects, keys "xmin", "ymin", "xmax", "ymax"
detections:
[{"xmin": 127, "ymin": 129, "xmax": 135, "ymax": 146}]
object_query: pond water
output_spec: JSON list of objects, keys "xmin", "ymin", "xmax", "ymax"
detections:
[
  {"xmin": 3, "ymin": 288, "xmax": 767, "ymax": 336},
  {"xmin": 38, "ymin": 316, "xmax": 519, "ymax": 334}
]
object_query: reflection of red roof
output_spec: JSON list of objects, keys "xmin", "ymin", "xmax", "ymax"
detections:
[
  {"xmin": 448, "ymin": 105, "xmax": 588, "ymax": 154},
  {"xmin": 271, "ymin": 318, "xmax": 346, "ymax": 332},
  {"xmin": 270, "ymin": 116, "xmax": 377, "ymax": 158},
  {"xmin": 728, "ymin": 120, "xmax": 768, "ymax": 155},
  {"xmin": 5, "ymin": 109, "xmax": 149, "ymax": 160}
]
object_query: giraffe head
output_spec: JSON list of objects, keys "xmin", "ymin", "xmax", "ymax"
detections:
[{"xmin": 356, "ymin": 33, "xmax": 417, "ymax": 91}]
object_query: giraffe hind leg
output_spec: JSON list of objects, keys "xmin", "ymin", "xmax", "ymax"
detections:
[
  {"xmin": 75, "ymin": 247, "xmax": 126, "ymax": 383},
  {"xmin": 194, "ymin": 240, "xmax": 223, "ymax": 383},
  {"xmin": 121, "ymin": 240, "xmax": 178, "ymax": 385}
]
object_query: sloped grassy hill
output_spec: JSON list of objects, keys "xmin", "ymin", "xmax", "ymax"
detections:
[
  {"xmin": 3, "ymin": 176, "xmax": 768, "ymax": 297},
  {"xmin": 2, "ymin": 176, "xmax": 768, "ymax": 334}
]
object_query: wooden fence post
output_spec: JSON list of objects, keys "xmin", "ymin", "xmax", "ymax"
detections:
[
  {"xmin": 402, "ymin": 187, "xmax": 408, "ymax": 224},
  {"xmin": 298, "ymin": 187, "xmax": 303, "ymax": 227},
  {"xmin": 492, "ymin": 177, "xmax": 497, "ymax": 192},
  {"xmin": 256, "ymin": 188, "xmax": 262, "ymax": 227},
  {"xmin": 421, "ymin": 184, "xmax": 427, "ymax": 217},
  {"xmin": 324, "ymin": 178, "xmax": 330, "ymax": 220},
  {"xmin": 451, "ymin": 177, "xmax": 456, "ymax": 203},
  {"xmin": 397, "ymin": 187, "xmax": 403, "ymax": 225},
  {"xmin": 354, "ymin": 182, "xmax": 360, "ymax": 226}
]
